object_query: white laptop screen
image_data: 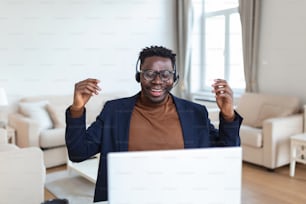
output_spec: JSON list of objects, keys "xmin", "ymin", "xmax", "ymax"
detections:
[{"xmin": 107, "ymin": 147, "xmax": 242, "ymax": 204}]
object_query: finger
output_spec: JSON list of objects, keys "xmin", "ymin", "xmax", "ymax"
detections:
[
  {"xmin": 214, "ymin": 78, "xmax": 226, "ymax": 82},
  {"xmin": 85, "ymin": 78, "xmax": 100, "ymax": 84},
  {"xmin": 215, "ymin": 89, "xmax": 226, "ymax": 97},
  {"xmin": 212, "ymin": 79, "xmax": 233, "ymax": 96},
  {"xmin": 76, "ymin": 81, "xmax": 101, "ymax": 95},
  {"xmin": 84, "ymin": 83, "xmax": 101, "ymax": 95},
  {"xmin": 212, "ymin": 79, "xmax": 227, "ymax": 88},
  {"xmin": 212, "ymin": 83, "xmax": 226, "ymax": 95},
  {"xmin": 88, "ymin": 79, "xmax": 101, "ymax": 92}
]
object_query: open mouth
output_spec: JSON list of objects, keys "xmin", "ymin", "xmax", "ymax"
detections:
[{"xmin": 150, "ymin": 88, "xmax": 164, "ymax": 97}]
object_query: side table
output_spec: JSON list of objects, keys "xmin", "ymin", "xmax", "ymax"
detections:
[
  {"xmin": 0, "ymin": 127, "xmax": 16, "ymax": 144},
  {"xmin": 290, "ymin": 133, "xmax": 306, "ymax": 177},
  {"xmin": 6, "ymin": 126, "xmax": 16, "ymax": 144}
]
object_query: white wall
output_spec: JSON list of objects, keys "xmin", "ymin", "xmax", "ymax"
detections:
[
  {"xmin": 2, "ymin": 0, "xmax": 306, "ymax": 112},
  {"xmin": 258, "ymin": 0, "xmax": 306, "ymax": 105},
  {"xmin": 0, "ymin": 0, "xmax": 176, "ymax": 105}
]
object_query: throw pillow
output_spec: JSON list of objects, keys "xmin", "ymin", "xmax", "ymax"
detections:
[
  {"xmin": 46, "ymin": 104, "xmax": 65, "ymax": 128},
  {"xmin": 254, "ymin": 104, "xmax": 293, "ymax": 128},
  {"xmin": 19, "ymin": 100, "xmax": 53, "ymax": 130}
]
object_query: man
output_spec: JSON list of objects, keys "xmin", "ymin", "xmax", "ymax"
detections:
[{"xmin": 65, "ymin": 46, "xmax": 242, "ymax": 202}]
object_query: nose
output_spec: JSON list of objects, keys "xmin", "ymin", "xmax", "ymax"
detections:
[{"xmin": 151, "ymin": 73, "xmax": 163, "ymax": 83}]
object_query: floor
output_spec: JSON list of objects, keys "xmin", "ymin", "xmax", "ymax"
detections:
[{"xmin": 45, "ymin": 162, "xmax": 306, "ymax": 203}]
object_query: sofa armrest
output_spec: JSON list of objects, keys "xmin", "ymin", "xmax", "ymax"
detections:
[
  {"xmin": 262, "ymin": 114, "xmax": 303, "ymax": 168},
  {"xmin": 8, "ymin": 113, "xmax": 41, "ymax": 147},
  {"xmin": 0, "ymin": 146, "xmax": 45, "ymax": 203}
]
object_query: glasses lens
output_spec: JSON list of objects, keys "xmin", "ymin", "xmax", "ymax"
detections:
[
  {"xmin": 160, "ymin": 70, "xmax": 172, "ymax": 81},
  {"xmin": 143, "ymin": 70, "xmax": 155, "ymax": 81}
]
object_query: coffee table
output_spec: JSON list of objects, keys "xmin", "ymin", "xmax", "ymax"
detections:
[{"xmin": 67, "ymin": 155, "xmax": 99, "ymax": 183}]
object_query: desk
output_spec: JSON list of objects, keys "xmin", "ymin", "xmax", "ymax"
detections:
[
  {"xmin": 290, "ymin": 133, "xmax": 306, "ymax": 177},
  {"xmin": 67, "ymin": 156, "xmax": 99, "ymax": 183}
]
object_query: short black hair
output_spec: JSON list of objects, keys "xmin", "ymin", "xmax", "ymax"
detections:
[{"xmin": 139, "ymin": 46, "xmax": 176, "ymax": 68}]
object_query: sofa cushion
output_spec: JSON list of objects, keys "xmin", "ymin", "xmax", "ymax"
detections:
[
  {"xmin": 19, "ymin": 100, "xmax": 53, "ymax": 130},
  {"xmin": 40, "ymin": 128, "xmax": 65, "ymax": 148},
  {"xmin": 46, "ymin": 104, "xmax": 65, "ymax": 128},
  {"xmin": 236, "ymin": 92, "xmax": 300, "ymax": 128},
  {"xmin": 19, "ymin": 93, "xmax": 124, "ymax": 127},
  {"xmin": 21, "ymin": 95, "xmax": 73, "ymax": 128},
  {"xmin": 240, "ymin": 125, "xmax": 262, "ymax": 148}
]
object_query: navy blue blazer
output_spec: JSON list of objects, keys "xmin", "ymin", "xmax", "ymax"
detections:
[{"xmin": 65, "ymin": 93, "xmax": 242, "ymax": 202}]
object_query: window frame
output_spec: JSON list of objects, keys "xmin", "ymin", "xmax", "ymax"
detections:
[{"xmin": 191, "ymin": 1, "xmax": 244, "ymax": 101}]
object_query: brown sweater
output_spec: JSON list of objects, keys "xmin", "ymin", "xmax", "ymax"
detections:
[{"xmin": 128, "ymin": 95, "xmax": 184, "ymax": 151}]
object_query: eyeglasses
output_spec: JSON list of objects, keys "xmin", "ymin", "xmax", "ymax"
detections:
[{"xmin": 139, "ymin": 69, "xmax": 175, "ymax": 82}]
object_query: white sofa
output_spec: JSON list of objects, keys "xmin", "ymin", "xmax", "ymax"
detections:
[
  {"xmin": 210, "ymin": 92, "xmax": 304, "ymax": 169},
  {"xmin": 0, "ymin": 144, "xmax": 45, "ymax": 204},
  {"xmin": 8, "ymin": 93, "xmax": 124, "ymax": 168}
]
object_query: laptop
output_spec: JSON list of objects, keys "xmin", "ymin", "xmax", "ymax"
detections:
[{"xmin": 107, "ymin": 147, "xmax": 242, "ymax": 204}]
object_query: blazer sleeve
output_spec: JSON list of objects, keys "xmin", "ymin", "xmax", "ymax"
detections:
[
  {"xmin": 65, "ymin": 106, "xmax": 104, "ymax": 162},
  {"xmin": 210, "ymin": 110, "xmax": 242, "ymax": 147}
]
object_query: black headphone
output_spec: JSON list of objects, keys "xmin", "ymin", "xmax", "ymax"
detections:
[{"xmin": 135, "ymin": 57, "xmax": 179, "ymax": 83}]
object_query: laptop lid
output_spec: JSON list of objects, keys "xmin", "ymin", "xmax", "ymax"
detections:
[{"xmin": 107, "ymin": 147, "xmax": 242, "ymax": 204}]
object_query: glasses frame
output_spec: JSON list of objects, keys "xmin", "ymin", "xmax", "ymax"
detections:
[{"xmin": 139, "ymin": 69, "xmax": 175, "ymax": 82}]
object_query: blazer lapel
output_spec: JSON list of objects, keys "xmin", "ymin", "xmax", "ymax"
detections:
[{"xmin": 116, "ymin": 93, "xmax": 139, "ymax": 151}]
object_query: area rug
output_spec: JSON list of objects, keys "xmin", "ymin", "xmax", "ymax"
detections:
[{"xmin": 45, "ymin": 170, "xmax": 101, "ymax": 204}]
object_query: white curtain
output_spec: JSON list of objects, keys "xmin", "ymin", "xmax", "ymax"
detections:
[
  {"xmin": 175, "ymin": 0, "xmax": 193, "ymax": 99},
  {"xmin": 239, "ymin": 0, "xmax": 261, "ymax": 92}
]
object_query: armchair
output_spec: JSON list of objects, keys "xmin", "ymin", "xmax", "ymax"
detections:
[
  {"xmin": 210, "ymin": 92, "xmax": 303, "ymax": 169},
  {"xmin": 0, "ymin": 144, "xmax": 45, "ymax": 204}
]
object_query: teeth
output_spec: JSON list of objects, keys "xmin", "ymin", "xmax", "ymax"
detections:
[{"xmin": 151, "ymin": 89, "xmax": 162, "ymax": 92}]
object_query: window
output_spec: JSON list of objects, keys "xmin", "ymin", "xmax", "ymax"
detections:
[{"xmin": 190, "ymin": 0, "xmax": 245, "ymax": 100}]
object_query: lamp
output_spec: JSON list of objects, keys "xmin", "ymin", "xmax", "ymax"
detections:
[
  {"xmin": 0, "ymin": 88, "xmax": 8, "ymax": 128},
  {"xmin": 0, "ymin": 88, "xmax": 8, "ymax": 106}
]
